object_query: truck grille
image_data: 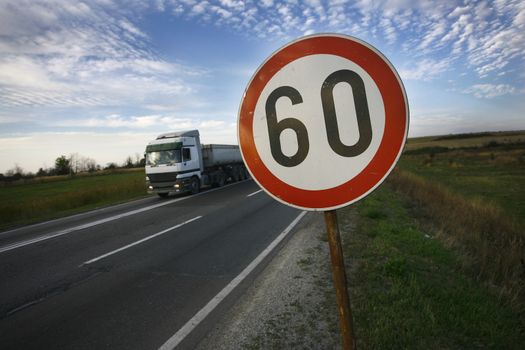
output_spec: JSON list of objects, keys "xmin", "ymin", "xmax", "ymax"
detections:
[{"xmin": 148, "ymin": 173, "xmax": 178, "ymax": 182}]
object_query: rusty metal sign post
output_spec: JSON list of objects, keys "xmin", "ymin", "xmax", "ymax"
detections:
[{"xmin": 324, "ymin": 210, "xmax": 356, "ymax": 350}]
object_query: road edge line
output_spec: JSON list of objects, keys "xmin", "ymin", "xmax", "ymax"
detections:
[
  {"xmin": 247, "ymin": 189, "xmax": 263, "ymax": 197},
  {"xmin": 158, "ymin": 210, "xmax": 307, "ymax": 350}
]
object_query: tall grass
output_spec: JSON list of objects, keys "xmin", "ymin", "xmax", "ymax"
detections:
[
  {"xmin": 340, "ymin": 188, "xmax": 525, "ymax": 348},
  {"xmin": 388, "ymin": 170, "xmax": 525, "ymax": 313}
]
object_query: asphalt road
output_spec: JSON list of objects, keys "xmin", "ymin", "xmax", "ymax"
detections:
[{"xmin": 0, "ymin": 180, "xmax": 302, "ymax": 349}]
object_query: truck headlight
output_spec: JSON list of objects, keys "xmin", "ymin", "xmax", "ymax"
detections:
[
  {"xmin": 174, "ymin": 184, "xmax": 180, "ymax": 188},
  {"xmin": 148, "ymin": 185, "xmax": 153, "ymax": 190},
  {"xmin": 146, "ymin": 176, "xmax": 150, "ymax": 181}
]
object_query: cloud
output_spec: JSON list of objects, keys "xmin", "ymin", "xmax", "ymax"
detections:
[
  {"xmin": 218, "ymin": 0, "xmax": 244, "ymax": 10},
  {"xmin": 0, "ymin": 0, "xmax": 202, "ymax": 109},
  {"xmin": 48, "ymin": 113, "xmax": 230, "ymax": 131},
  {"xmin": 0, "ymin": 56, "xmax": 62, "ymax": 90},
  {"xmin": 1, "ymin": 1, "xmax": 522, "ymax": 92},
  {"xmin": 418, "ymin": 20, "xmax": 447, "ymax": 50},
  {"xmin": 118, "ymin": 19, "xmax": 148, "ymax": 38},
  {"xmin": 52, "ymin": 114, "xmax": 191, "ymax": 129},
  {"xmin": 162, "ymin": 0, "xmax": 523, "ymax": 88},
  {"xmin": 260, "ymin": 0, "xmax": 274, "ymax": 8},
  {"xmin": 448, "ymin": 5, "xmax": 469, "ymax": 18},
  {"xmin": 463, "ymin": 84, "xmax": 517, "ymax": 98},
  {"xmin": 399, "ymin": 58, "xmax": 450, "ymax": 81}
]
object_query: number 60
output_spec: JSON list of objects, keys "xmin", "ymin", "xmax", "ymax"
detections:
[{"xmin": 265, "ymin": 69, "xmax": 373, "ymax": 167}]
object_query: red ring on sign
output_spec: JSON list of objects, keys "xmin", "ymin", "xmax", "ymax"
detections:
[{"xmin": 239, "ymin": 35, "xmax": 408, "ymax": 210}]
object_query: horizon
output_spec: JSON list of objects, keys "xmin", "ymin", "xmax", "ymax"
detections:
[
  {"xmin": 1, "ymin": 0, "xmax": 524, "ymax": 174},
  {"xmin": 3, "ymin": 128, "xmax": 523, "ymax": 176}
]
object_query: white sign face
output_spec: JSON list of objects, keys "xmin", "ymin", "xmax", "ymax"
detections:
[
  {"xmin": 238, "ymin": 34, "xmax": 409, "ymax": 211},
  {"xmin": 252, "ymin": 54, "xmax": 385, "ymax": 190}
]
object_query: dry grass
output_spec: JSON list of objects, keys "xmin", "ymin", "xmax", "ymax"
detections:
[
  {"xmin": 405, "ymin": 130, "xmax": 525, "ymax": 151},
  {"xmin": 388, "ymin": 169, "xmax": 525, "ymax": 313},
  {"xmin": 0, "ymin": 167, "xmax": 143, "ymax": 187}
]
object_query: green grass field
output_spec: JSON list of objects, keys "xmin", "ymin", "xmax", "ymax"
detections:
[
  {"xmin": 338, "ymin": 187, "xmax": 524, "ymax": 349},
  {"xmin": 0, "ymin": 169, "xmax": 150, "ymax": 231},
  {"xmin": 327, "ymin": 130, "xmax": 525, "ymax": 348},
  {"xmin": 401, "ymin": 131, "xmax": 525, "ymax": 224}
]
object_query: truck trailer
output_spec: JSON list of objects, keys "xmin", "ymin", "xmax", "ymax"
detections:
[{"xmin": 145, "ymin": 130, "xmax": 248, "ymax": 197}]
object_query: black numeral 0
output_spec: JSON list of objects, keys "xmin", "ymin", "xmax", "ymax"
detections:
[
  {"xmin": 321, "ymin": 70, "xmax": 372, "ymax": 157},
  {"xmin": 265, "ymin": 69, "xmax": 372, "ymax": 167}
]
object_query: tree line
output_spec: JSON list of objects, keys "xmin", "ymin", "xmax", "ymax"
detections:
[{"xmin": 1, "ymin": 153, "xmax": 145, "ymax": 183}]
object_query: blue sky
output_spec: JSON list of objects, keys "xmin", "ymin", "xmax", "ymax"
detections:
[{"xmin": 0, "ymin": 0, "xmax": 524, "ymax": 173}]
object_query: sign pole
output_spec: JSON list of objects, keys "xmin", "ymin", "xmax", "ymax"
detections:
[{"xmin": 324, "ymin": 210, "xmax": 356, "ymax": 350}]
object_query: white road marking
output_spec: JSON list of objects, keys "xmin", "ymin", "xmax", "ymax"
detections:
[
  {"xmin": 0, "ymin": 196, "xmax": 155, "ymax": 237},
  {"xmin": 82, "ymin": 216, "xmax": 202, "ymax": 265},
  {"xmin": 247, "ymin": 189, "xmax": 263, "ymax": 197},
  {"xmin": 0, "ymin": 180, "xmax": 252, "ymax": 254},
  {"xmin": 158, "ymin": 210, "xmax": 307, "ymax": 350},
  {"xmin": 0, "ymin": 196, "xmax": 189, "ymax": 254}
]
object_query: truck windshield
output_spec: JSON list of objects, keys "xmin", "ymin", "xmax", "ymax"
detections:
[{"xmin": 146, "ymin": 149, "xmax": 182, "ymax": 166}]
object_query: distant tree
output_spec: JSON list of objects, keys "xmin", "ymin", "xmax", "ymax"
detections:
[
  {"xmin": 6, "ymin": 164, "xmax": 24, "ymax": 176},
  {"xmin": 76, "ymin": 155, "xmax": 98, "ymax": 173},
  {"xmin": 68, "ymin": 153, "xmax": 80, "ymax": 174},
  {"xmin": 36, "ymin": 168, "xmax": 48, "ymax": 177},
  {"xmin": 47, "ymin": 167, "xmax": 57, "ymax": 176},
  {"xmin": 124, "ymin": 156, "xmax": 134, "ymax": 168},
  {"xmin": 86, "ymin": 158, "xmax": 98, "ymax": 173},
  {"xmin": 105, "ymin": 162, "xmax": 117, "ymax": 170},
  {"xmin": 55, "ymin": 155, "xmax": 71, "ymax": 175},
  {"xmin": 134, "ymin": 153, "xmax": 142, "ymax": 167},
  {"xmin": 5, "ymin": 164, "xmax": 24, "ymax": 181}
]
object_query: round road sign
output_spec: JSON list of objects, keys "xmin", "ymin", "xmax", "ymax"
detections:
[{"xmin": 238, "ymin": 34, "xmax": 409, "ymax": 211}]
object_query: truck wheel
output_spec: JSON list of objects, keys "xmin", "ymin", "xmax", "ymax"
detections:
[{"xmin": 190, "ymin": 177, "xmax": 200, "ymax": 194}]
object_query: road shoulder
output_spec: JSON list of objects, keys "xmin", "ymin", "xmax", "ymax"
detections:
[{"xmin": 195, "ymin": 212, "xmax": 341, "ymax": 349}]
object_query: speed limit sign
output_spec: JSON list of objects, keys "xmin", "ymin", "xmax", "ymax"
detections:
[{"xmin": 238, "ymin": 34, "xmax": 409, "ymax": 211}]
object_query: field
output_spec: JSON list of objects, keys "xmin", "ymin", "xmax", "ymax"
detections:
[
  {"xmin": 404, "ymin": 130, "xmax": 525, "ymax": 151},
  {"xmin": 336, "ymin": 130, "xmax": 525, "ymax": 348},
  {"xmin": 0, "ymin": 169, "xmax": 149, "ymax": 231},
  {"xmin": 402, "ymin": 130, "xmax": 525, "ymax": 223},
  {"xmin": 338, "ymin": 187, "xmax": 524, "ymax": 349}
]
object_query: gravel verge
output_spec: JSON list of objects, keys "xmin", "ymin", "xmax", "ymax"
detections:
[{"xmin": 195, "ymin": 212, "xmax": 342, "ymax": 350}]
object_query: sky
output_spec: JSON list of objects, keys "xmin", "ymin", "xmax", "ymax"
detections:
[{"xmin": 0, "ymin": 0, "xmax": 524, "ymax": 174}]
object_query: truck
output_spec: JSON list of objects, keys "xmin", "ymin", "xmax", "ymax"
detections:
[{"xmin": 144, "ymin": 130, "xmax": 248, "ymax": 197}]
